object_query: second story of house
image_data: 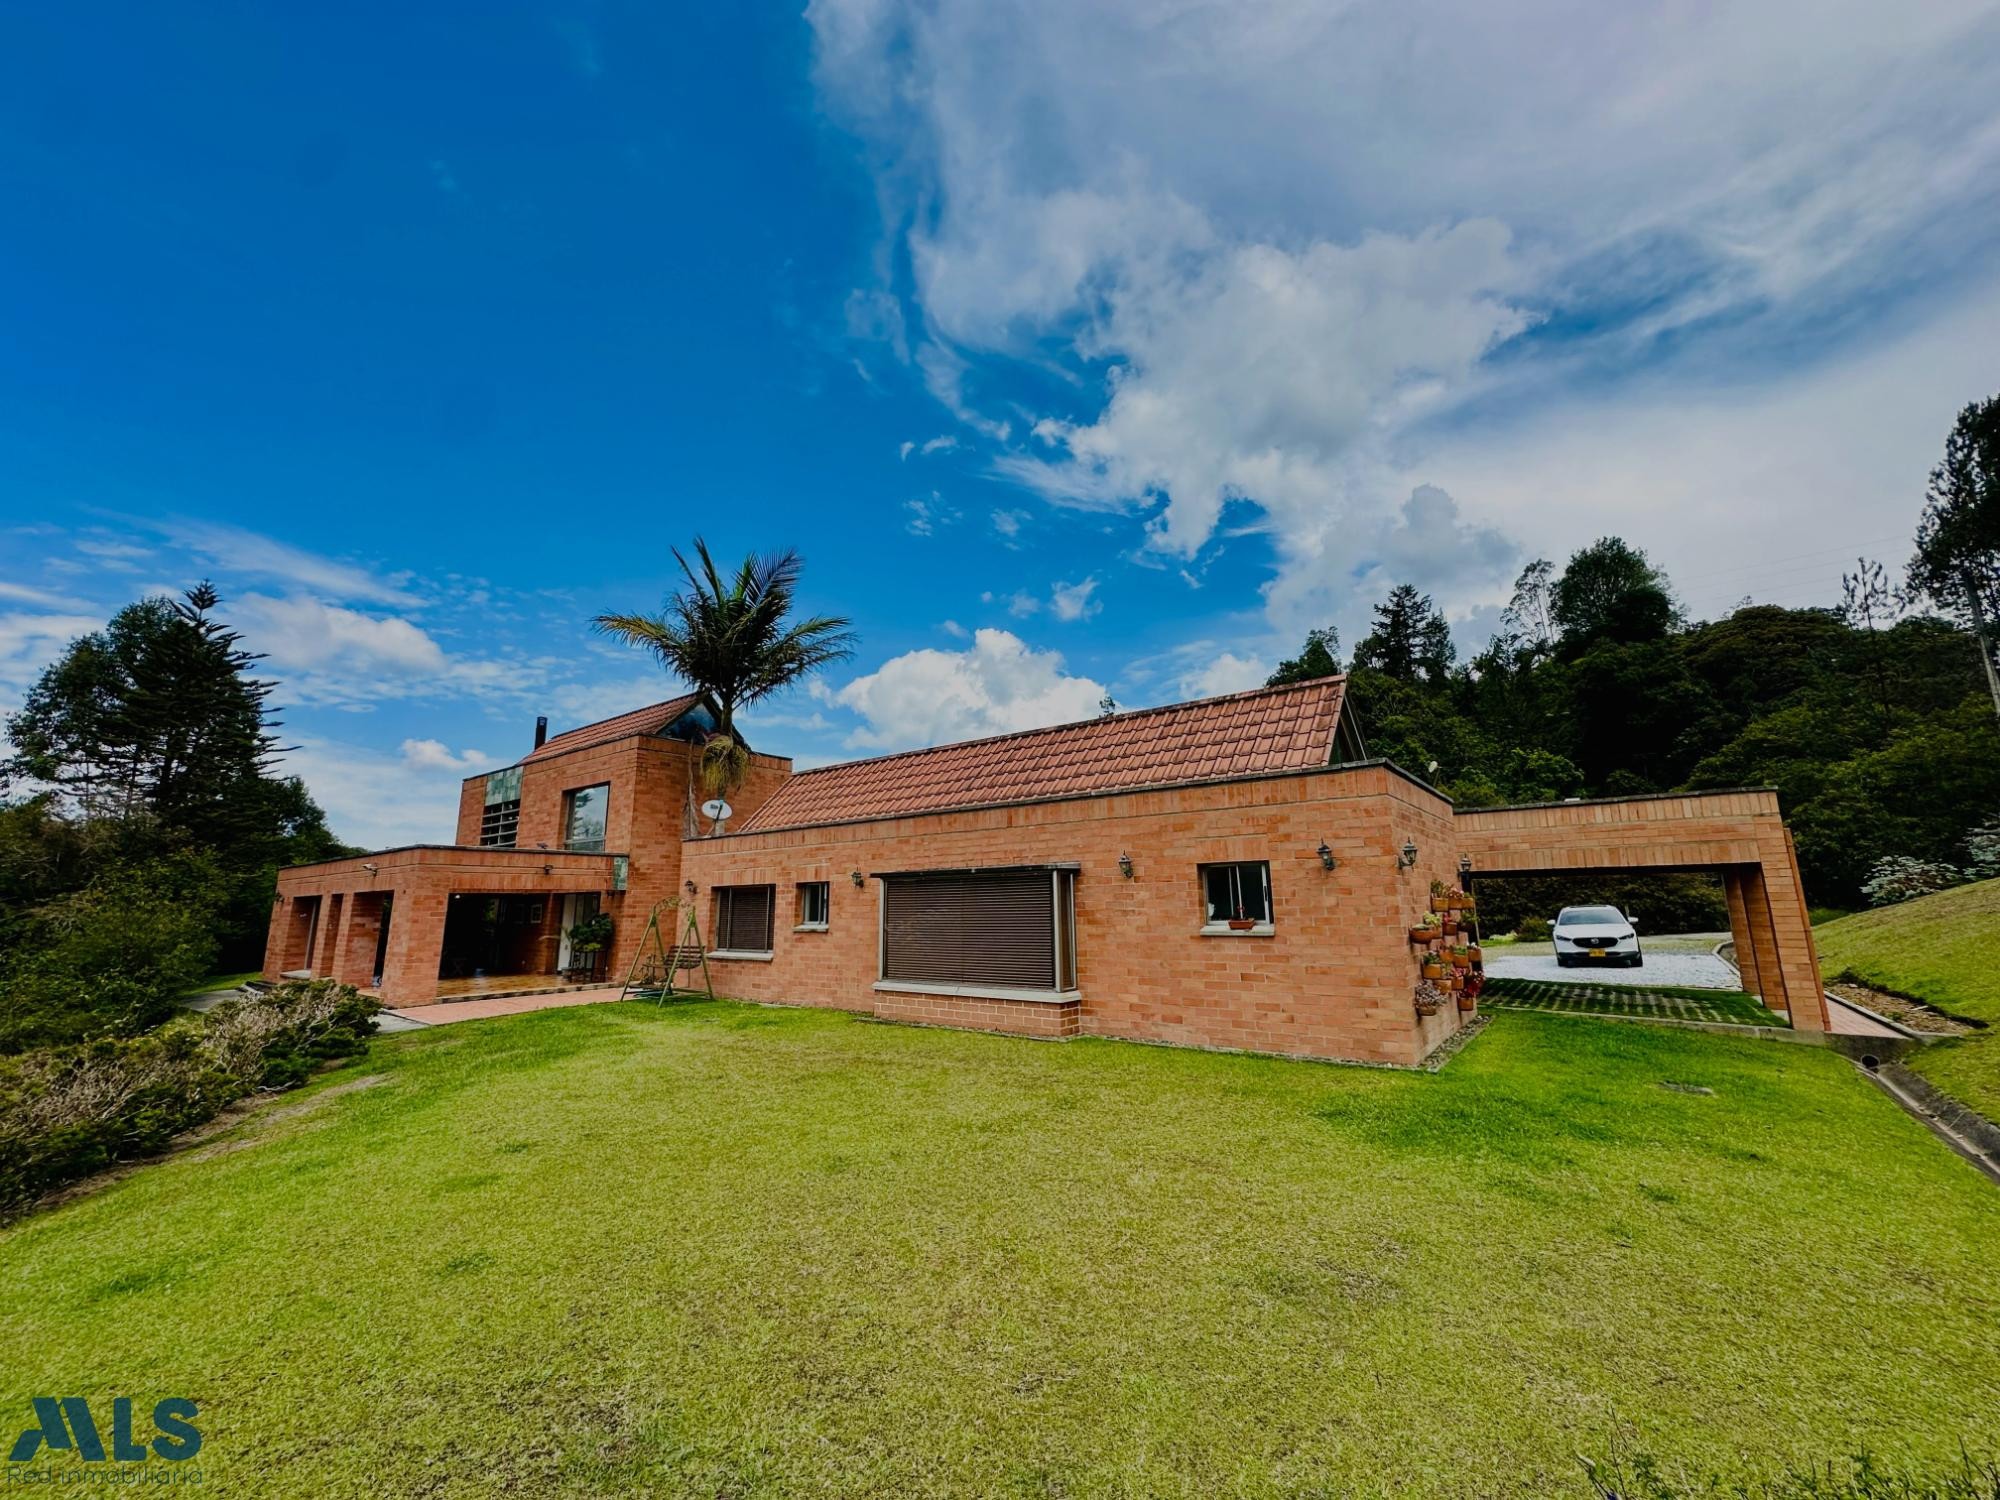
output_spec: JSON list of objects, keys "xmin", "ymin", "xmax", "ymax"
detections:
[{"xmin": 453, "ymin": 696, "xmax": 794, "ymax": 861}]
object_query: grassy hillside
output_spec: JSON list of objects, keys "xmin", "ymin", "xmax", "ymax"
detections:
[
  {"xmin": 1816, "ymin": 880, "xmax": 1999, "ymax": 1123},
  {"xmin": 2, "ymin": 1000, "xmax": 1997, "ymax": 1496},
  {"xmin": 1815, "ymin": 876, "xmax": 2000, "ymax": 1024}
]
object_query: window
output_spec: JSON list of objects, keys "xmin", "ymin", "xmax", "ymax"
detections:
[
  {"xmin": 479, "ymin": 799, "xmax": 520, "ymax": 848},
  {"xmin": 714, "ymin": 885, "xmax": 775, "ymax": 953},
  {"xmin": 1200, "ymin": 861, "xmax": 1272, "ymax": 930},
  {"xmin": 796, "ymin": 881, "xmax": 830, "ymax": 929},
  {"xmin": 880, "ymin": 868, "xmax": 1078, "ymax": 994},
  {"xmin": 480, "ymin": 766, "xmax": 521, "ymax": 848},
  {"xmin": 562, "ymin": 783, "xmax": 610, "ymax": 852}
]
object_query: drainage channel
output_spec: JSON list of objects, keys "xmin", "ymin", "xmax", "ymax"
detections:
[{"xmin": 1852, "ymin": 1055, "xmax": 2000, "ymax": 1188}]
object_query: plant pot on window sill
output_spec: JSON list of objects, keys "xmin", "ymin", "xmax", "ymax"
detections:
[{"xmin": 1227, "ymin": 918, "xmax": 1258, "ymax": 931}]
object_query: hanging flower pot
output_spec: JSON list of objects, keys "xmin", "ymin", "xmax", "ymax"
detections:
[
  {"xmin": 1414, "ymin": 980, "xmax": 1445, "ymax": 1017},
  {"xmin": 1467, "ymin": 944, "xmax": 1483, "ymax": 966},
  {"xmin": 1457, "ymin": 991, "xmax": 1477, "ymax": 1012},
  {"xmin": 1449, "ymin": 945, "xmax": 1472, "ymax": 969},
  {"xmin": 1443, "ymin": 916, "xmax": 1460, "ymax": 936},
  {"xmin": 1421, "ymin": 956, "xmax": 1445, "ymax": 980}
]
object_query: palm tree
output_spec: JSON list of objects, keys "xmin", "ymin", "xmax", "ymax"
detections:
[{"xmin": 593, "ymin": 540, "xmax": 856, "ymax": 825}]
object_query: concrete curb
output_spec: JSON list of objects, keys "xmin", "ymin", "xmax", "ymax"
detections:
[{"xmin": 1862, "ymin": 1062, "xmax": 2000, "ymax": 1187}]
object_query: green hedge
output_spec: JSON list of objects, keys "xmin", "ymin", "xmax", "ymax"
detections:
[{"xmin": 0, "ymin": 979, "xmax": 379, "ymax": 1212}]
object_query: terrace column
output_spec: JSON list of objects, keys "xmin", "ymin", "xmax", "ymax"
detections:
[
  {"xmin": 332, "ymin": 894, "xmax": 386, "ymax": 987},
  {"xmin": 1738, "ymin": 861, "xmax": 1828, "ymax": 1034},
  {"xmin": 314, "ymin": 893, "xmax": 347, "ymax": 978},
  {"xmin": 377, "ymin": 888, "xmax": 448, "ymax": 1007}
]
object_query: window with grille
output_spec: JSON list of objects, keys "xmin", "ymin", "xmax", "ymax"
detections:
[
  {"xmin": 1200, "ymin": 861, "xmax": 1272, "ymax": 928},
  {"xmin": 480, "ymin": 766, "xmax": 522, "ymax": 848},
  {"xmin": 713, "ymin": 885, "xmax": 775, "ymax": 953},
  {"xmin": 880, "ymin": 868, "xmax": 1077, "ymax": 993},
  {"xmin": 796, "ymin": 881, "xmax": 830, "ymax": 929},
  {"xmin": 479, "ymin": 799, "xmax": 520, "ymax": 848}
]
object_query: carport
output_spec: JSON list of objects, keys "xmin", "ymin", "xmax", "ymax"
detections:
[{"xmin": 1454, "ymin": 789, "xmax": 1829, "ymax": 1032}]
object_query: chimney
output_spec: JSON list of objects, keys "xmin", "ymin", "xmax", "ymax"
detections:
[{"xmin": 534, "ymin": 715, "xmax": 548, "ymax": 749}]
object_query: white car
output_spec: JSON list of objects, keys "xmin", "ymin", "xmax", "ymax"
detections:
[{"xmin": 1553, "ymin": 905, "xmax": 1643, "ymax": 968}]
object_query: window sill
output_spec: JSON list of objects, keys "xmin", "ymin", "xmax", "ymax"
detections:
[
  {"xmin": 793, "ymin": 923, "xmax": 829, "ymax": 933},
  {"xmin": 873, "ymin": 980, "xmax": 1079, "ymax": 1006},
  {"xmin": 708, "ymin": 949, "xmax": 774, "ymax": 963},
  {"xmin": 1199, "ymin": 923, "xmax": 1276, "ymax": 938}
]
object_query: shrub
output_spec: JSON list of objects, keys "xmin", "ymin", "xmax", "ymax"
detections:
[
  {"xmin": 1515, "ymin": 915, "xmax": 1552, "ymax": 942},
  {"xmin": 1963, "ymin": 821, "xmax": 2000, "ymax": 881},
  {"xmin": 1860, "ymin": 856, "xmax": 1963, "ymax": 908},
  {"xmin": 0, "ymin": 850, "xmax": 228, "ymax": 1052},
  {"xmin": 0, "ymin": 979, "xmax": 379, "ymax": 1211}
]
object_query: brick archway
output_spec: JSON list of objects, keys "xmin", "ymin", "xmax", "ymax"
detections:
[{"xmin": 1453, "ymin": 790, "xmax": 1828, "ymax": 1032}]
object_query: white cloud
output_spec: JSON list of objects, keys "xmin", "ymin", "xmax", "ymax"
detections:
[
  {"xmin": 903, "ymin": 493, "xmax": 961, "ymax": 536},
  {"xmin": 940, "ymin": 619, "xmax": 969, "ymax": 639},
  {"xmin": 919, "ymin": 434, "xmax": 959, "ymax": 457},
  {"xmin": 399, "ymin": 738, "xmax": 491, "ymax": 773},
  {"xmin": 1176, "ymin": 650, "xmax": 1271, "ymax": 700},
  {"xmin": 144, "ymin": 518, "xmax": 426, "ymax": 607},
  {"xmin": 991, "ymin": 508, "xmax": 1028, "ymax": 545},
  {"xmin": 809, "ymin": 0, "xmax": 2000, "ymax": 630},
  {"xmin": 1049, "ymin": 576, "xmax": 1102, "ymax": 622},
  {"xmin": 829, "ymin": 628, "xmax": 1107, "ymax": 750},
  {"xmin": 0, "ymin": 582, "xmax": 94, "ymax": 611},
  {"xmin": 276, "ymin": 737, "xmax": 465, "ymax": 850},
  {"xmin": 0, "ymin": 612, "xmax": 102, "ymax": 697},
  {"xmin": 1004, "ymin": 590, "xmax": 1039, "ymax": 618},
  {"xmin": 231, "ymin": 594, "xmax": 448, "ymax": 676}
]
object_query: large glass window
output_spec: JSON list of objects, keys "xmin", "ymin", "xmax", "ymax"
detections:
[
  {"xmin": 562, "ymin": 783, "xmax": 610, "ymax": 852},
  {"xmin": 480, "ymin": 766, "xmax": 521, "ymax": 848},
  {"xmin": 1200, "ymin": 861, "xmax": 1272, "ymax": 928},
  {"xmin": 714, "ymin": 885, "xmax": 775, "ymax": 953},
  {"xmin": 880, "ymin": 868, "xmax": 1078, "ymax": 993}
]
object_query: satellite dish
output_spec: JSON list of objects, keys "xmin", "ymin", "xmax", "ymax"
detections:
[{"xmin": 700, "ymin": 798, "xmax": 733, "ymax": 822}]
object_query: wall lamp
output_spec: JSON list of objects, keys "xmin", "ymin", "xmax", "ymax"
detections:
[
  {"xmin": 360, "ymin": 862, "xmax": 378, "ymax": 875},
  {"xmin": 1118, "ymin": 853, "xmax": 1135, "ymax": 879},
  {"xmin": 1316, "ymin": 840, "xmax": 1335, "ymax": 871},
  {"xmin": 1458, "ymin": 854, "xmax": 1473, "ymax": 877},
  {"xmin": 684, "ymin": 879, "xmax": 698, "ymax": 896},
  {"xmin": 850, "ymin": 870, "xmax": 865, "ymax": 887},
  {"xmin": 1397, "ymin": 839, "xmax": 1419, "ymax": 870},
  {"xmin": 542, "ymin": 863, "xmax": 554, "ymax": 875}
]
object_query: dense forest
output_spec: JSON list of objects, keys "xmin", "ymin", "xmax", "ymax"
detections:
[{"xmin": 1268, "ymin": 395, "xmax": 2000, "ymax": 927}]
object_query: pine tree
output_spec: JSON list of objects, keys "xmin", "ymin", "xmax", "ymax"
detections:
[{"xmin": 1351, "ymin": 586, "xmax": 1453, "ymax": 684}]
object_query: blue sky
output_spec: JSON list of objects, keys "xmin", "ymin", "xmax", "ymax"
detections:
[{"xmin": 3, "ymin": 1, "xmax": 1999, "ymax": 847}]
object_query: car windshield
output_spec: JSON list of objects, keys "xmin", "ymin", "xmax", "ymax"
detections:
[{"xmin": 1558, "ymin": 907, "xmax": 1624, "ymax": 925}]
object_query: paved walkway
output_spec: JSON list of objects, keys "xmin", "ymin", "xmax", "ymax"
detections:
[{"xmin": 382, "ymin": 985, "xmax": 632, "ymax": 1029}]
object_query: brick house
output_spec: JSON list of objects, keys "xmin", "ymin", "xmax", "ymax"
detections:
[{"xmin": 266, "ymin": 675, "xmax": 1827, "ymax": 1064}]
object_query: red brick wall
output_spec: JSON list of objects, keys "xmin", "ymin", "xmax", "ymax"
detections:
[{"xmin": 680, "ymin": 764, "xmax": 1465, "ymax": 1066}]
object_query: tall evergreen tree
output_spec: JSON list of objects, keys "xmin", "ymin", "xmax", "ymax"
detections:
[
  {"xmin": 1350, "ymin": 586, "xmax": 1453, "ymax": 684},
  {"xmin": 1265, "ymin": 627, "xmax": 1341, "ymax": 686}
]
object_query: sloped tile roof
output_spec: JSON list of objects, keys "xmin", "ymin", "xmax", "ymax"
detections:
[
  {"xmin": 739, "ymin": 676, "xmax": 1348, "ymax": 832},
  {"xmin": 524, "ymin": 694, "xmax": 703, "ymax": 762}
]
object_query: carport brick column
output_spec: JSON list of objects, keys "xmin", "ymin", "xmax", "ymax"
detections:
[{"xmin": 1723, "ymin": 869, "xmax": 1769, "ymax": 1010}]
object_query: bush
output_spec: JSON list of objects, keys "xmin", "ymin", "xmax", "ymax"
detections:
[
  {"xmin": 1860, "ymin": 856, "xmax": 1963, "ymax": 908},
  {"xmin": 0, "ymin": 979, "xmax": 378, "ymax": 1211},
  {"xmin": 1515, "ymin": 915, "xmax": 1552, "ymax": 942},
  {"xmin": 1964, "ymin": 821, "xmax": 2000, "ymax": 881},
  {"xmin": 0, "ymin": 850, "xmax": 227, "ymax": 1052}
]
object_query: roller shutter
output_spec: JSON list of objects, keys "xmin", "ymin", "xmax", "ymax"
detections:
[
  {"xmin": 882, "ymin": 871, "xmax": 1056, "ymax": 990},
  {"xmin": 715, "ymin": 885, "xmax": 775, "ymax": 952}
]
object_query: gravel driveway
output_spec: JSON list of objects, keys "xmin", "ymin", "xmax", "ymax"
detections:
[{"xmin": 1483, "ymin": 934, "xmax": 1740, "ymax": 990}]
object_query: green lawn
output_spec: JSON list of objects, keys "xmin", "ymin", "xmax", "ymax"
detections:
[
  {"xmin": 1816, "ymin": 881, "xmax": 2000, "ymax": 1126},
  {"xmin": 1815, "ymin": 878, "xmax": 2000, "ymax": 1025},
  {"xmin": 1481, "ymin": 976, "xmax": 1778, "ymax": 1026},
  {"xmin": 2, "ymin": 1001, "xmax": 1997, "ymax": 1497},
  {"xmin": 182, "ymin": 970, "xmax": 260, "ymax": 995}
]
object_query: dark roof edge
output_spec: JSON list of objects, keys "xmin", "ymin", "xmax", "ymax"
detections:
[
  {"xmin": 1455, "ymin": 786, "xmax": 1779, "ymax": 815},
  {"xmin": 458, "ymin": 739, "xmax": 794, "ymax": 784},
  {"xmin": 279, "ymin": 845, "xmax": 627, "ymax": 874},
  {"xmin": 706, "ymin": 755, "xmax": 1442, "ymax": 841}
]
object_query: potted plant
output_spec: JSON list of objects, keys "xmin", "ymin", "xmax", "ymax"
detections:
[
  {"xmin": 1447, "ymin": 944, "xmax": 1472, "ymax": 969},
  {"xmin": 1414, "ymin": 980, "xmax": 1445, "ymax": 1017},
  {"xmin": 1459, "ymin": 970, "xmax": 1483, "ymax": 1011},
  {"xmin": 564, "ymin": 910, "xmax": 615, "ymax": 980},
  {"xmin": 1226, "ymin": 901, "xmax": 1258, "ymax": 931},
  {"xmin": 1420, "ymin": 954, "xmax": 1445, "ymax": 980},
  {"xmin": 1442, "ymin": 913, "xmax": 1459, "ymax": 936},
  {"xmin": 1430, "ymin": 878, "xmax": 1449, "ymax": 904},
  {"xmin": 1467, "ymin": 943, "xmax": 1483, "ymax": 966},
  {"xmin": 1409, "ymin": 912, "xmax": 1443, "ymax": 943},
  {"xmin": 1441, "ymin": 970, "xmax": 1462, "ymax": 991}
]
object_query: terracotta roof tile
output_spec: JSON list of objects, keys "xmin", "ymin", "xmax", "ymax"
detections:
[
  {"xmin": 739, "ymin": 676, "xmax": 1348, "ymax": 832},
  {"xmin": 524, "ymin": 694, "xmax": 703, "ymax": 762}
]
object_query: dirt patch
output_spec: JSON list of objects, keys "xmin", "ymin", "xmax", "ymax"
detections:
[{"xmin": 1826, "ymin": 981, "xmax": 1974, "ymax": 1036}]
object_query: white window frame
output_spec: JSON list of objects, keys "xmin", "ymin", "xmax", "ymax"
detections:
[{"xmin": 795, "ymin": 881, "xmax": 830, "ymax": 932}]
